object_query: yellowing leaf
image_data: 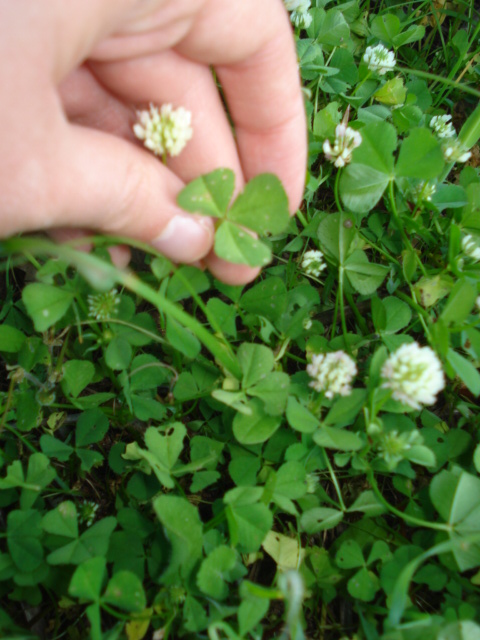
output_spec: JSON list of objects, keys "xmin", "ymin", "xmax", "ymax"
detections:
[
  {"xmin": 125, "ymin": 609, "xmax": 152, "ymax": 640},
  {"xmin": 262, "ymin": 531, "xmax": 305, "ymax": 571}
]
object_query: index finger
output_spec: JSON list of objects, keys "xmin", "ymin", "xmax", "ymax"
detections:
[{"xmin": 176, "ymin": 0, "xmax": 307, "ymax": 213}]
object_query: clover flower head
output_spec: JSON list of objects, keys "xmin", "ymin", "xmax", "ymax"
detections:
[
  {"xmin": 302, "ymin": 249, "xmax": 327, "ymax": 277},
  {"xmin": 411, "ymin": 181, "xmax": 437, "ymax": 203},
  {"xmin": 305, "ymin": 473, "xmax": 319, "ymax": 494},
  {"xmin": 462, "ymin": 234, "xmax": 480, "ymax": 261},
  {"xmin": 88, "ymin": 289, "xmax": 121, "ymax": 321},
  {"xmin": 284, "ymin": 0, "xmax": 312, "ymax": 28},
  {"xmin": 78, "ymin": 500, "xmax": 100, "ymax": 527},
  {"xmin": 377, "ymin": 429, "xmax": 423, "ymax": 470},
  {"xmin": 381, "ymin": 342, "xmax": 445, "ymax": 410},
  {"xmin": 307, "ymin": 351, "xmax": 357, "ymax": 399},
  {"xmin": 429, "ymin": 114, "xmax": 456, "ymax": 140},
  {"xmin": 443, "ymin": 140, "xmax": 472, "ymax": 164},
  {"xmin": 323, "ymin": 123, "xmax": 363, "ymax": 168},
  {"xmin": 303, "ymin": 317, "xmax": 313, "ymax": 330},
  {"xmin": 363, "ymin": 44, "xmax": 396, "ymax": 75},
  {"xmin": 133, "ymin": 103, "xmax": 193, "ymax": 158}
]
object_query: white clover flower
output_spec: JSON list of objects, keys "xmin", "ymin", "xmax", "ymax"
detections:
[
  {"xmin": 307, "ymin": 351, "xmax": 357, "ymax": 399},
  {"xmin": 305, "ymin": 473, "xmax": 319, "ymax": 494},
  {"xmin": 462, "ymin": 234, "xmax": 480, "ymax": 261},
  {"xmin": 88, "ymin": 289, "xmax": 121, "ymax": 321},
  {"xmin": 323, "ymin": 124, "xmax": 363, "ymax": 168},
  {"xmin": 78, "ymin": 500, "xmax": 100, "ymax": 527},
  {"xmin": 429, "ymin": 114, "xmax": 456, "ymax": 139},
  {"xmin": 133, "ymin": 103, "xmax": 193, "ymax": 158},
  {"xmin": 363, "ymin": 44, "xmax": 396, "ymax": 75},
  {"xmin": 302, "ymin": 249, "xmax": 327, "ymax": 277},
  {"xmin": 377, "ymin": 429, "xmax": 423, "ymax": 470},
  {"xmin": 442, "ymin": 140, "xmax": 472, "ymax": 164},
  {"xmin": 303, "ymin": 318, "xmax": 313, "ymax": 330},
  {"xmin": 411, "ymin": 181, "xmax": 437, "ymax": 203},
  {"xmin": 284, "ymin": 0, "xmax": 312, "ymax": 28},
  {"xmin": 381, "ymin": 342, "xmax": 445, "ymax": 410}
]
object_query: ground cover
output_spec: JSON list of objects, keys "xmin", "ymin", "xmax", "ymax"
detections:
[{"xmin": 1, "ymin": 0, "xmax": 480, "ymax": 638}]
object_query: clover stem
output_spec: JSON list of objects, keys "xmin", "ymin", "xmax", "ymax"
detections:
[
  {"xmin": 339, "ymin": 266, "xmax": 350, "ymax": 349},
  {"xmin": 334, "ymin": 170, "xmax": 344, "ymax": 215},
  {"xmin": 367, "ymin": 470, "xmax": 450, "ymax": 532},
  {"xmin": 321, "ymin": 447, "xmax": 346, "ymax": 512},
  {"xmin": 2, "ymin": 237, "xmax": 242, "ymax": 380},
  {"xmin": 388, "ymin": 181, "xmax": 428, "ymax": 278}
]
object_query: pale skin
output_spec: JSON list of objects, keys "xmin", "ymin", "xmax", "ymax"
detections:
[{"xmin": 0, "ymin": 0, "xmax": 307, "ymax": 285}]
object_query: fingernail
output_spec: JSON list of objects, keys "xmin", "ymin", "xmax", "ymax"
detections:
[{"xmin": 152, "ymin": 215, "xmax": 213, "ymax": 262}]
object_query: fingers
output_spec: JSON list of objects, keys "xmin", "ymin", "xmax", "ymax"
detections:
[
  {"xmin": 216, "ymin": 33, "xmax": 307, "ymax": 214},
  {"xmin": 205, "ymin": 254, "xmax": 260, "ymax": 286},
  {"xmin": 42, "ymin": 121, "xmax": 214, "ymax": 264},
  {"xmin": 90, "ymin": 50, "xmax": 263, "ymax": 283},
  {"xmin": 59, "ymin": 65, "xmax": 136, "ymax": 142},
  {"xmin": 48, "ymin": 228, "xmax": 132, "ymax": 269},
  {"xmin": 89, "ymin": 50, "xmax": 245, "ymax": 186},
  {"xmin": 177, "ymin": 0, "xmax": 307, "ymax": 213}
]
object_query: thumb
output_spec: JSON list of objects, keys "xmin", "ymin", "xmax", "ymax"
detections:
[{"xmin": 45, "ymin": 122, "xmax": 214, "ymax": 263}]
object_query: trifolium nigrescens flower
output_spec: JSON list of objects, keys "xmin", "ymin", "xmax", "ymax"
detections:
[
  {"xmin": 442, "ymin": 139, "xmax": 472, "ymax": 164},
  {"xmin": 78, "ymin": 500, "xmax": 100, "ymax": 527},
  {"xmin": 133, "ymin": 103, "xmax": 193, "ymax": 158},
  {"xmin": 88, "ymin": 289, "xmax": 121, "ymax": 321},
  {"xmin": 429, "ymin": 114, "xmax": 456, "ymax": 140},
  {"xmin": 284, "ymin": 0, "xmax": 312, "ymax": 28},
  {"xmin": 377, "ymin": 429, "xmax": 424, "ymax": 471},
  {"xmin": 411, "ymin": 181, "xmax": 437, "ymax": 203},
  {"xmin": 363, "ymin": 44, "xmax": 396, "ymax": 75},
  {"xmin": 462, "ymin": 234, "xmax": 480, "ymax": 261},
  {"xmin": 301, "ymin": 249, "xmax": 327, "ymax": 277},
  {"xmin": 323, "ymin": 123, "xmax": 362, "ymax": 168},
  {"xmin": 428, "ymin": 114, "xmax": 472, "ymax": 164},
  {"xmin": 307, "ymin": 351, "xmax": 357, "ymax": 399},
  {"xmin": 380, "ymin": 342, "xmax": 445, "ymax": 410}
]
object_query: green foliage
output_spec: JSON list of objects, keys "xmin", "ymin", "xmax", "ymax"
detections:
[
  {"xmin": 178, "ymin": 170, "xmax": 290, "ymax": 267},
  {"xmin": 1, "ymin": 1, "xmax": 480, "ymax": 638}
]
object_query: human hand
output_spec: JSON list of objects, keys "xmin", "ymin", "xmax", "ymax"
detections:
[{"xmin": 0, "ymin": 0, "xmax": 307, "ymax": 284}]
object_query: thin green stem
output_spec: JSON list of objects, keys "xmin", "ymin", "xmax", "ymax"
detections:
[
  {"xmin": 331, "ymin": 282, "xmax": 341, "ymax": 340},
  {"xmin": 334, "ymin": 170, "xmax": 344, "ymax": 215},
  {"xmin": 78, "ymin": 319, "xmax": 166, "ymax": 345},
  {"xmin": 275, "ymin": 337, "xmax": 291, "ymax": 363},
  {"xmin": 0, "ymin": 376, "xmax": 15, "ymax": 435},
  {"xmin": 351, "ymin": 70, "xmax": 373, "ymax": 97},
  {"xmin": 358, "ymin": 231, "xmax": 401, "ymax": 268},
  {"xmin": 396, "ymin": 66, "xmax": 480, "ymax": 100},
  {"xmin": 394, "ymin": 290, "xmax": 429, "ymax": 320},
  {"xmin": 296, "ymin": 209, "xmax": 308, "ymax": 229},
  {"xmin": 389, "ymin": 181, "xmax": 428, "ymax": 278},
  {"xmin": 344, "ymin": 288, "xmax": 369, "ymax": 335},
  {"xmin": 339, "ymin": 266, "xmax": 350, "ymax": 349},
  {"xmin": 3, "ymin": 237, "xmax": 242, "ymax": 379},
  {"xmin": 322, "ymin": 448, "xmax": 346, "ymax": 512},
  {"xmin": 367, "ymin": 471, "xmax": 450, "ymax": 532}
]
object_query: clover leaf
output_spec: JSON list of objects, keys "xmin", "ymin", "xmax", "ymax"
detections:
[{"xmin": 178, "ymin": 169, "xmax": 290, "ymax": 267}]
